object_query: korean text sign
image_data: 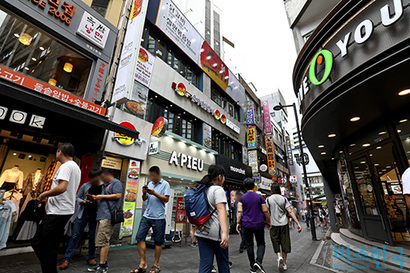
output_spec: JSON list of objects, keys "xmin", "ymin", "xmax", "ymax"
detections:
[
  {"xmin": 262, "ymin": 100, "xmax": 272, "ymax": 134},
  {"xmin": 247, "ymin": 126, "xmax": 257, "ymax": 149},
  {"xmin": 265, "ymin": 135, "xmax": 275, "ymax": 173}
]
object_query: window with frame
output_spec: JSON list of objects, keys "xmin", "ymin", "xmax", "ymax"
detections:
[
  {"xmin": 0, "ymin": 8, "xmax": 93, "ymax": 98},
  {"xmin": 91, "ymin": 0, "xmax": 110, "ymax": 17}
]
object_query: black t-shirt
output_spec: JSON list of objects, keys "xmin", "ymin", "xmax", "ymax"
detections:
[{"xmin": 84, "ymin": 184, "xmax": 103, "ymax": 215}]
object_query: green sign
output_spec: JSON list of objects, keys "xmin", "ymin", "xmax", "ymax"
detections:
[{"xmin": 309, "ymin": 49, "xmax": 334, "ymax": 86}]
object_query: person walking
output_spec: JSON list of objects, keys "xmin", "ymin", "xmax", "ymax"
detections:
[
  {"xmin": 89, "ymin": 169, "xmax": 123, "ymax": 273},
  {"xmin": 232, "ymin": 191, "xmax": 246, "ymax": 253},
  {"xmin": 236, "ymin": 178, "xmax": 271, "ymax": 273},
  {"xmin": 304, "ymin": 208, "xmax": 310, "ymax": 229},
  {"xmin": 267, "ymin": 183, "xmax": 302, "ymax": 272},
  {"xmin": 32, "ymin": 143, "xmax": 81, "ymax": 273},
  {"xmin": 60, "ymin": 169, "xmax": 103, "ymax": 270},
  {"xmin": 195, "ymin": 165, "xmax": 230, "ymax": 273},
  {"xmin": 131, "ymin": 166, "xmax": 170, "ymax": 273},
  {"xmin": 334, "ymin": 201, "xmax": 343, "ymax": 226}
]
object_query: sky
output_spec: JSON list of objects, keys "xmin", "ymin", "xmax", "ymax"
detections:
[{"xmin": 219, "ymin": 0, "xmax": 298, "ymax": 107}]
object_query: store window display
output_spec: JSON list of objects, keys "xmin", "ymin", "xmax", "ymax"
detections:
[{"xmin": 0, "ymin": 165, "xmax": 24, "ymax": 191}]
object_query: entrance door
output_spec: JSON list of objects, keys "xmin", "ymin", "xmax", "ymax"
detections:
[{"xmin": 350, "ymin": 156, "xmax": 392, "ymax": 244}]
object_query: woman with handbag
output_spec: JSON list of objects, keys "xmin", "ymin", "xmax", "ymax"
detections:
[{"xmin": 90, "ymin": 169, "xmax": 123, "ymax": 273}]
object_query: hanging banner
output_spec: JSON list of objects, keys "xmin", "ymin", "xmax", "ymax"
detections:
[
  {"xmin": 262, "ymin": 100, "xmax": 272, "ymax": 135},
  {"xmin": 112, "ymin": 0, "xmax": 149, "ymax": 104},
  {"xmin": 203, "ymin": 123, "xmax": 212, "ymax": 148},
  {"xmin": 248, "ymin": 150, "xmax": 258, "ymax": 174},
  {"xmin": 124, "ymin": 81, "xmax": 149, "ymax": 119},
  {"xmin": 265, "ymin": 135, "xmax": 275, "ymax": 175},
  {"xmin": 246, "ymin": 104, "xmax": 255, "ymax": 125},
  {"xmin": 247, "ymin": 126, "xmax": 257, "ymax": 149},
  {"xmin": 121, "ymin": 160, "xmax": 140, "ymax": 237},
  {"xmin": 135, "ymin": 47, "xmax": 155, "ymax": 87}
]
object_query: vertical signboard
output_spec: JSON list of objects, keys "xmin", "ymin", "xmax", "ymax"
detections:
[
  {"xmin": 262, "ymin": 100, "xmax": 272, "ymax": 134},
  {"xmin": 265, "ymin": 135, "xmax": 275, "ymax": 175},
  {"xmin": 176, "ymin": 198, "xmax": 187, "ymax": 223},
  {"xmin": 246, "ymin": 104, "xmax": 255, "ymax": 125},
  {"xmin": 248, "ymin": 150, "xmax": 258, "ymax": 174},
  {"xmin": 203, "ymin": 123, "xmax": 212, "ymax": 148},
  {"xmin": 247, "ymin": 126, "xmax": 257, "ymax": 149},
  {"xmin": 285, "ymin": 136, "xmax": 294, "ymax": 165},
  {"xmin": 121, "ymin": 160, "xmax": 140, "ymax": 237},
  {"xmin": 135, "ymin": 48, "xmax": 155, "ymax": 87},
  {"xmin": 242, "ymin": 146, "xmax": 248, "ymax": 165},
  {"xmin": 112, "ymin": 0, "xmax": 148, "ymax": 103}
]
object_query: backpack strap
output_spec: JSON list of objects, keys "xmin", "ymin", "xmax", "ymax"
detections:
[{"xmin": 202, "ymin": 185, "xmax": 217, "ymax": 216}]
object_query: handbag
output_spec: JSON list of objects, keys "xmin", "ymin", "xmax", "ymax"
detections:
[{"xmin": 105, "ymin": 199, "xmax": 124, "ymax": 225}]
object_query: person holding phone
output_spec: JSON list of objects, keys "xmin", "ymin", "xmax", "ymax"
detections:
[
  {"xmin": 266, "ymin": 183, "xmax": 301, "ymax": 272},
  {"xmin": 131, "ymin": 166, "xmax": 170, "ymax": 273},
  {"xmin": 60, "ymin": 169, "xmax": 103, "ymax": 270}
]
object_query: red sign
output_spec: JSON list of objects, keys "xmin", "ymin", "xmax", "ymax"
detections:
[
  {"xmin": 152, "ymin": 117, "xmax": 168, "ymax": 137},
  {"xmin": 176, "ymin": 198, "xmax": 187, "ymax": 223},
  {"xmin": 130, "ymin": 0, "xmax": 143, "ymax": 20},
  {"xmin": 115, "ymin": 121, "xmax": 137, "ymax": 146},
  {"xmin": 29, "ymin": 0, "xmax": 76, "ymax": 25},
  {"xmin": 0, "ymin": 65, "xmax": 106, "ymax": 115},
  {"xmin": 200, "ymin": 42, "xmax": 229, "ymax": 91}
]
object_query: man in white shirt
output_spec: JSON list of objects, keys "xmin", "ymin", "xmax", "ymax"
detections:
[{"xmin": 32, "ymin": 143, "xmax": 81, "ymax": 273}]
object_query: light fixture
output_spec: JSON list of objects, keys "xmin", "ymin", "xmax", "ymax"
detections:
[
  {"xmin": 28, "ymin": 155, "xmax": 32, "ymax": 158},
  {"xmin": 19, "ymin": 33, "xmax": 32, "ymax": 46},
  {"xmin": 360, "ymin": 161, "xmax": 366, "ymax": 164},
  {"xmin": 370, "ymin": 154, "xmax": 373, "ymax": 157},
  {"xmin": 350, "ymin": 117, "xmax": 360, "ymax": 122},
  {"xmin": 339, "ymin": 151, "xmax": 343, "ymax": 154},
  {"xmin": 386, "ymin": 166, "xmax": 391, "ymax": 169},
  {"xmin": 379, "ymin": 131, "xmax": 387, "ymax": 135},
  {"xmin": 376, "ymin": 146, "xmax": 382, "ymax": 150},
  {"xmin": 48, "ymin": 78, "xmax": 57, "ymax": 86},
  {"xmin": 374, "ymin": 164, "xmax": 379, "ymax": 166},
  {"xmin": 328, "ymin": 133, "xmax": 336, "ymax": 138},
  {"xmin": 31, "ymin": 57, "xmax": 37, "ymax": 62},
  {"xmin": 398, "ymin": 89, "xmax": 410, "ymax": 96},
  {"xmin": 13, "ymin": 153, "xmax": 17, "ymax": 156},
  {"xmin": 400, "ymin": 119, "xmax": 408, "ymax": 123},
  {"xmin": 318, "ymin": 145, "xmax": 325, "ymax": 148},
  {"xmin": 320, "ymin": 152, "xmax": 326, "ymax": 155},
  {"xmin": 362, "ymin": 143, "xmax": 371, "ymax": 147},
  {"xmin": 397, "ymin": 129, "xmax": 402, "ymax": 133},
  {"xmin": 350, "ymin": 144, "xmax": 356, "ymax": 147},
  {"xmin": 14, "ymin": 33, "xmax": 20, "ymax": 38},
  {"xmin": 63, "ymin": 62, "xmax": 73, "ymax": 73},
  {"xmin": 24, "ymin": 67, "xmax": 29, "ymax": 71},
  {"xmin": 39, "ymin": 46, "xmax": 45, "ymax": 51}
]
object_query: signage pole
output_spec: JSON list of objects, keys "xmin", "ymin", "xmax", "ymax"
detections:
[{"xmin": 292, "ymin": 103, "xmax": 317, "ymax": 241}]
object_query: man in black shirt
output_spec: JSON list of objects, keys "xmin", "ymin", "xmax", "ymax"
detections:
[{"xmin": 60, "ymin": 170, "xmax": 103, "ymax": 270}]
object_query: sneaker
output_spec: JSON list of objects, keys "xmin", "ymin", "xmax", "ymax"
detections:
[
  {"xmin": 59, "ymin": 260, "xmax": 69, "ymax": 270},
  {"xmin": 254, "ymin": 262, "xmax": 266, "ymax": 273},
  {"xmin": 211, "ymin": 265, "xmax": 217, "ymax": 273},
  {"xmin": 87, "ymin": 265, "xmax": 98, "ymax": 272},
  {"xmin": 229, "ymin": 262, "xmax": 233, "ymax": 268},
  {"xmin": 283, "ymin": 264, "xmax": 288, "ymax": 271},
  {"xmin": 250, "ymin": 265, "xmax": 257, "ymax": 273},
  {"xmin": 278, "ymin": 257, "xmax": 284, "ymax": 272},
  {"xmin": 191, "ymin": 242, "xmax": 197, "ymax": 247},
  {"xmin": 95, "ymin": 266, "xmax": 108, "ymax": 273}
]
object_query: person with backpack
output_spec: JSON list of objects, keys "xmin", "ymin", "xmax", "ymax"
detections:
[
  {"xmin": 236, "ymin": 178, "xmax": 271, "ymax": 273},
  {"xmin": 188, "ymin": 165, "xmax": 230, "ymax": 273},
  {"xmin": 266, "ymin": 183, "xmax": 301, "ymax": 272}
]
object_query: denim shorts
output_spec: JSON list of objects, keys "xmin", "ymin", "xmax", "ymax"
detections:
[{"xmin": 135, "ymin": 217, "xmax": 166, "ymax": 246}]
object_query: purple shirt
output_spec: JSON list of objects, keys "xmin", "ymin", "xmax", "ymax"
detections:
[{"xmin": 240, "ymin": 191, "xmax": 266, "ymax": 229}]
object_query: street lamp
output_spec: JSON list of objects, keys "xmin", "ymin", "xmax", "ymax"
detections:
[{"xmin": 273, "ymin": 103, "xmax": 318, "ymax": 241}]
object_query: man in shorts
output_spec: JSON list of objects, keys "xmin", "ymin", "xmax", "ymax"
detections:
[
  {"xmin": 131, "ymin": 166, "xmax": 170, "ymax": 273},
  {"xmin": 89, "ymin": 169, "xmax": 123, "ymax": 273},
  {"xmin": 266, "ymin": 183, "xmax": 301, "ymax": 272}
]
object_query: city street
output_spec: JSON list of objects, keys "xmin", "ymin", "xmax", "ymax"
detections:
[{"xmin": 0, "ymin": 226, "xmax": 329, "ymax": 273}]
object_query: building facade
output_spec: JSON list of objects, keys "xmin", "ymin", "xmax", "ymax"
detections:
[{"xmin": 291, "ymin": 0, "xmax": 410, "ymax": 245}]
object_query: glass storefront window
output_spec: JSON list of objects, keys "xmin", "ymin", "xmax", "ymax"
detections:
[
  {"xmin": 351, "ymin": 158, "xmax": 379, "ymax": 216},
  {"xmin": 0, "ymin": 8, "xmax": 93, "ymax": 98},
  {"xmin": 147, "ymin": 32, "xmax": 156, "ymax": 55},
  {"xmin": 396, "ymin": 116, "xmax": 410, "ymax": 162}
]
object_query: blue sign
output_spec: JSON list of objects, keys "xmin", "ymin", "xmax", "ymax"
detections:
[{"xmin": 246, "ymin": 105, "xmax": 255, "ymax": 125}]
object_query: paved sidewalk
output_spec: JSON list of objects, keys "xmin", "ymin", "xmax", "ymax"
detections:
[{"xmin": 0, "ymin": 224, "xmax": 330, "ymax": 273}]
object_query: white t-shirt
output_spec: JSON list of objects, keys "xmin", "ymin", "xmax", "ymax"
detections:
[
  {"xmin": 402, "ymin": 167, "xmax": 410, "ymax": 195},
  {"xmin": 47, "ymin": 161, "xmax": 81, "ymax": 215}
]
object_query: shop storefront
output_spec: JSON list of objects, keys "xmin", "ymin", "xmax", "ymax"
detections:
[
  {"xmin": 293, "ymin": 0, "xmax": 410, "ymax": 245},
  {"xmin": 0, "ymin": 0, "xmax": 139, "ymax": 251},
  {"xmin": 136, "ymin": 131, "xmax": 216, "ymax": 244}
]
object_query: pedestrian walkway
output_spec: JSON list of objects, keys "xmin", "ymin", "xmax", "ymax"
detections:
[{"xmin": 0, "ymin": 227, "xmax": 330, "ymax": 273}]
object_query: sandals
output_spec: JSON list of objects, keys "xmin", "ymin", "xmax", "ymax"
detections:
[
  {"xmin": 129, "ymin": 267, "xmax": 147, "ymax": 273},
  {"xmin": 149, "ymin": 266, "xmax": 161, "ymax": 273}
]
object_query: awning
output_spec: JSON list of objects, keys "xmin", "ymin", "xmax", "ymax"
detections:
[{"xmin": 0, "ymin": 80, "xmax": 140, "ymax": 139}]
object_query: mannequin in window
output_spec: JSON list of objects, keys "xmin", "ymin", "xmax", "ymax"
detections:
[
  {"xmin": 0, "ymin": 165, "xmax": 24, "ymax": 191},
  {"xmin": 22, "ymin": 168, "xmax": 45, "ymax": 197}
]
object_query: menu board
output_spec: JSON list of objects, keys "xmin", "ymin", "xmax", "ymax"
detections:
[{"xmin": 120, "ymin": 160, "xmax": 140, "ymax": 237}]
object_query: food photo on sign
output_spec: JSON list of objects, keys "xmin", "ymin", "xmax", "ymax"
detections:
[{"xmin": 151, "ymin": 116, "xmax": 168, "ymax": 137}]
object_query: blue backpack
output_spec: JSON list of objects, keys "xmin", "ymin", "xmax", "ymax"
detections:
[{"xmin": 185, "ymin": 184, "xmax": 216, "ymax": 230}]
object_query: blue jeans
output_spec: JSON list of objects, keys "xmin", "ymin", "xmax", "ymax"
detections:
[
  {"xmin": 63, "ymin": 214, "xmax": 97, "ymax": 262},
  {"xmin": 197, "ymin": 237, "xmax": 230, "ymax": 273},
  {"xmin": 135, "ymin": 217, "xmax": 166, "ymax": 246}
]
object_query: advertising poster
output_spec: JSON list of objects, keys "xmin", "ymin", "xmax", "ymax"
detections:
[
  {"xmin": 246, "ymin": 105, "xmax": 255, "ymax": 125},
  {"xmin": 248, "ymin": 150, "xmax": 258, "ymax": 174},
  {"xmin": 203, "ymin": 123, "xmax": 212, "ymax": 148},
  {"xmin": 262, "ymin": 100, "xmax": 272, "ymax": 134},
  {"xmin": 265, "ymin": 135, "xmax": 276, "ymax": 174},
  {"xmin": 120, "ymin": 160, "xmax": 140, "ymax": 237},
  {"xmin": 247, "ymin": 126, "xmax": 257, "ymax": 149},
  {"xmin": 242, "ymin": 146, "xmax": 248, "ymax": 165},
  {"xmin": 125, "ymin": 81, "xmax": 149, "ymax": 119},
  {"xmin": 135, "ymin": 47, "xmax": 155, "ymax": 87},
  {"xmin": 200, "ymin": 41, "xmax": 229, "ymax": 91},
  {"xmin": 176, "ymin": 198, "xmax": 187, "ymax": 223}
]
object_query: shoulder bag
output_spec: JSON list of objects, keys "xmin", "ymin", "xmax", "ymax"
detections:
[{"xmin": 105, "ymin": 199, "xmax": 124, "ymax": 225}]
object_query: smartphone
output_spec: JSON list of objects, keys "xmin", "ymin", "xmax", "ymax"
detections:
[{"xmin": 86, "ymin": 194, "xmax": 94, "ymax": 200}]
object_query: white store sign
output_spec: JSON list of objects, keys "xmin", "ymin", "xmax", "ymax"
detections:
[
  {"xmin": 169, "ymin": 151, "xmax": 204, "ymax": 172},
  {"xmin": 77, "ymin": 11, "xmax": 110, "ymax": 49}
]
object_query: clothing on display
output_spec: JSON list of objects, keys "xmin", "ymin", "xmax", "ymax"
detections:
[
  {"xmin": 43, "ymin": 159, "xmax": 60, "ymax": 192},
  {"xmin": 0, "ymin": 166, "xmax": 24, "ymax": 190},
  {"xmin": 0, "ymin": 204, "xmax": 13, "ymax": 250},
  {"xmin": 22, "ymin": 170, "xmax": 45, "ymax": 197},
  {"xmin": 14, "ymin": 199, "xmax": 46, "ymax": 241}
]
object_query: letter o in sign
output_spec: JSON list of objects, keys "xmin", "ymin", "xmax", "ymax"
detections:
[{"xmin": 309, "ymin": 49, "xmax": 333, "ymax": 86}]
